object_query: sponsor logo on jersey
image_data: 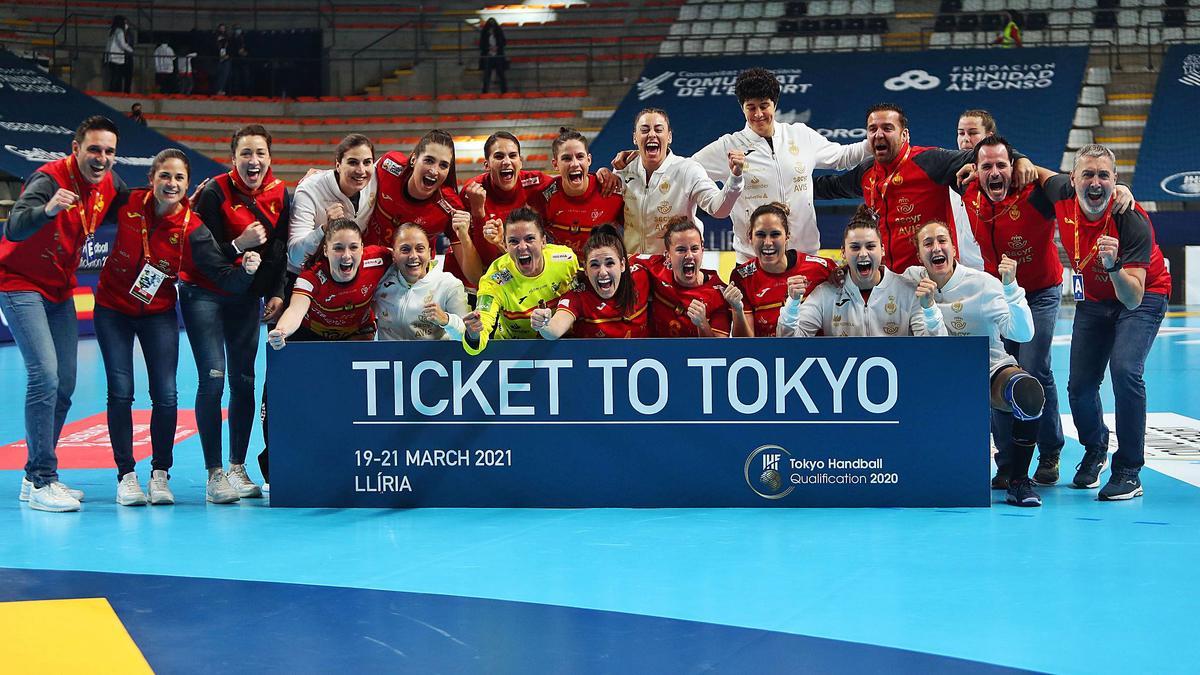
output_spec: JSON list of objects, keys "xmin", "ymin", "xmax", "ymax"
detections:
[
  {"xmin": 363, "ymin": 257, "xmax": 384, "ymax": 268},
  {"xmin": 380, "ymin": 157, "xmax": 404, "ymax": 177},
  {"xmin": 736, "ymin": 261, "xmax": 757, "ymax": 277},
  {"xmin": 551, "ymin": 252, "xmax": 574, "ymax": 262},
  {"xmin": 491, "ymin": 269, "xmax": 513, "ymax": 285},
  {"xmin": 804, "ymin": 255, "xmax": 829, "ymax": 266}
]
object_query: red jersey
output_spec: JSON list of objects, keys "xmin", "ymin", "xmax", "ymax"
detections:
[
  {"xmin": 732, "ymin": 252, "xmax": 835, "ymax": 336},
  {"xmin": 638, "ymin": 254, "xmax": 732, "ymax": 337},
  {"xmin": 372, "ymin": 150, "xmax": 469, "ymax": 285},
  {"xmin": 0, "ymin": 156, "xmax": 120, "ymax": 302},
  {"xmin": 1046, "ymin": 175, "xmax": 1171, "ymax": 302},
  {"xmin": 555, "ymin": 261, "xmax": 651, "ymax": 338},
  {"xmin": 461, "ymin": 170, "xmax": 552, "ymax": 270},
  {"xmin": 962, "ymin": 182, "xmax": 1063, "ymax": 292},
  {"xmin": 97, "ymin": 189, "xmax": 200, "ymax": 315},
  {"xmin": 292, "ymin": 244, "xmax": 391, "ymax": 339},
  {"xmin": 529, "ymin": 175, "xmax": 624, "ymax": 259},
  {"xmin": 179, "ymin": 169, "xmax": 287, "ymax": 294}
]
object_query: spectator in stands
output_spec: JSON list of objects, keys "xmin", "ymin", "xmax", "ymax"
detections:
[
  {"xmin": 176, "ymin": 47, "xmax": 197, "ymax": 95},
  {"xmin": 181, "ymin": 124, "xmax": 290, "ymax": 502},
  {"xmin": 153, "ymin": 40, "xmax": 175, "ymax": 93},
  {"xmin": 479, "ymin": 18, "xmax": 508, "ymax": 94},
  {"xmin": 608, "ymin": 108, "xmax": 744, "ymax": 256},
  {"xmin": 214, "ymin": 23, "xmax": 231, "ymax": 95},
  {"xmin": 231, "ymin": 24, "xmax": 251, "ymax": 96},
  {"xmin": 105, "ymin": 16, "xmax": 135, "ymax": 93},
  {"xmin": 1042, "ymin": 144, "xmax": 1171, "ymax": 501},
  {"xmin": 948, "ymin": 109, "xmax": 992, "ymax": 270},
  {"xmin": 994, "ymin": 10, "xmax": 1022, "ymax": 48},
  {"xmin": 812, "ymin": 103, "xmax": 1036, "ymax": 272},
  {"xmin": 690, "ymin": 67, "xmax": 869, "ymax": 262},
  {"xmin": 1, "ymin": 116, "xmax": 126, "ymax": 512},
  {"xmin": 127, "ymin": 102, "xmax": 147, "ymax": 126}
]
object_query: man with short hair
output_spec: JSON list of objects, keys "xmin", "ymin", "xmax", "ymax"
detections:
[
  {"xmin": 0, "ymin": 116, "xmax": 127, "ymax": 512},
  {"xmin": 1042, "ymin": 144, "xmax": 1171, "ymax": 500},
  {"xmin": 948, "ymin": 109, "xmax": 992, "ymax": 270},
  {"xmin": 813, "ymin": 103, "xmax": 1036, "ymax": 272},
  {"xmin": 691, "ymin": 67, "xmax": 868, "ymax": 261}
]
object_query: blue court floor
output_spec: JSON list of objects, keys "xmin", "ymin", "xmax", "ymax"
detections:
[{"xmin": 1, "ymin": 308, "xmax": 1198, "ymax": 673}]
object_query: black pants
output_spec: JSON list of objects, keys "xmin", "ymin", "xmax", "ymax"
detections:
[{"xmin": 482, "ymin": 56, "xmax": 507, "ymax": 93}]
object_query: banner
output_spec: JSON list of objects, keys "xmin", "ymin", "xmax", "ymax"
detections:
[
  {"xmin": 590, "ymin": 47, "xmax": 1089, "ymax": 249},
  {"xmin": 268, "ymin": 337, "xmax": 992, "ymax": 508},
  {"xmin": 1133, "ymin": 45, "xmax": 1200, "ymax": 202}
]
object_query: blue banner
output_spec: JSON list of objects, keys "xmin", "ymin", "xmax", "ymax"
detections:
[
  {"xmin": 1133, "ymin": 45, "xmax": 1200, "ymax": 202},
  {"xmin": 0, "ymin": 51, "xmax": 223, "ymax": 186},
  {"xmin": 267, "ymin": 337, "xmax": 991, "ymax": 508},
  {"xmin": 590, "ymin": 48, "xmax": 1088, "ymax": 249}
]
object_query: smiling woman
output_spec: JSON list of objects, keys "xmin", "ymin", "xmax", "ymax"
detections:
[{"xmin": 287, "ymin": 134, "xmax": 378, "ymax": 275}]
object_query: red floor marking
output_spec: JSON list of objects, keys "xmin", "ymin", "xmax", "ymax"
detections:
[{"xmin": 0, "ymin": 409, "xmax": 221, "ymax": 470}]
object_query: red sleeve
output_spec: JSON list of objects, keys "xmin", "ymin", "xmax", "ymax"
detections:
[
  {"xmin": 293, "ymin": 267, "xmax": 320, "ymax": 299},
  {"xmin": 556, "ymin": 288, "xmax": 581, "ymax": 319}
]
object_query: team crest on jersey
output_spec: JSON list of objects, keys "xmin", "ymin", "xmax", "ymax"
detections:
[
  {"xmin": 590, "ymin": 209, "xmax": 605, "ymax": 221},
  {"xmin": 169, "ymin": 233, "xmax": 179, "ymax": 245},
  {"xmin": 750, "ymin": 174, "xmax": 761, "ymax": 186},
  {"xmin": 891, "ymin": 174, "xmax": 903, "ymax": 185},
  {"xmin": 883, "ymin": 322, "xmax": 899, "ymax": 335},
  {"xmin": 542, "ymin": 182, "xmax": 559, "ymax": 200},
  {"xmin": 788, "ymin": 141, "xmax": 799, "ymax": 155},
  {"xmin": 793, "ymin": 162, "xmax": 805, "ymax": 174},
  {"xmin": 363, "ymin": 258, "xmax": 384, "ymax": 268},
  {"xmin": 316, "ymin": 270, "xmax": 328, "ymax": 283},
  {"xmin": 885, "ymin": 296, "xmax": 897, "ymax": 314},
  {"xmin": 658, "ymin": 181, "xmax": 670, "ymax": 194},
  {"xmin": 832, "ymin": 314, "xmax": 843, "ymax": 323},
  {"xmin": 657, "ymin": 201, "xmax": 671, "ymax": 214},
  {"xmin": 896, "ymin": 197, "xmax": 914, "ymax": 215},
  {"xmin": 1009, "ymin": 207, "xmax": 1021, "ymax": 220},
  {"xmin": 951, "ymin": 301, "xmax": 964, "ymax": 313},
  {"xmin": 380, "ymin": 157, "xmax": 404, "ymax": 177},
  {"xmin": 736, "ymin": 262, "xmax": 757, "ymax": 277},
  {"xmin": 1010, "ymin": 235, "xmax": 1027, "ymax": 250},
  {"xmin": 491, "ymin": 269, "xmax": 514, "ymax": 285},
  {"xmin": 569, "ymin": 277, "xmax": 586, "ymax": 293},
  {"xmin": 951, "ymin": 317, "xmax": 967, "ymax": 332}
]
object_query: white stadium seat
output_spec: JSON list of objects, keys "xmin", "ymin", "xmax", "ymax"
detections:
[
  {"xmin": 682, "ymin": 38, "xmax": 703, "ymax": 55},
  {"xmin": 747, "ymin": 37, "xmax": 771, "ymax": 53},
  {"xmin": 1068, "ymin": 28, "xmax": 1090, "ymax": 43},
  {"xmin": 1073, "ymin": 107, "xmax": 1100, "ymax": 128},
  {"xmin": 829, "ymin": 0, "xmax": 851, "ymax": 16},
  {"xmin": 850, "ymin": 0, "xmax": 872, "ymax": 15},
  {"xmin": 668, "ymin": 23, "xmax": 689, "ymax": 37},
  {"xmin": 815, "ymin": 35, "xmax": 836, "ymax": 50},
  {"xmin": 1028, "ymin": 0, "xmax": 1051, "ymax": 9},
  {"xmin": 1067, "ymin": 129, "xmax": 1094, "ymax": 150},
  {"xmin": 1090, "ymin": 28, "xmax": 1115, "ymax": 43},
  {"xmin": 983, "ymin": 0, "xmax": 1005, "ymax": 11},
  {"xmin": 743, "ymin": 3, "xmax": 765, "ymax": 19},
  {"xmin": 1060, "ymin": 152, "xmax": 1074, "ymax": 173},
  {"xmin": 1071, "ymin": 10, "xmax": 1092, "ymax": 26},
  {"xmin": 1048, "ymin": 11, "xmax": 1071, "ymax": 26},
  {"xmin": 724, "ymin": 37, "xmax": 745, "ymax": 53},
  {"xmin": 700, "ymin": 4, "xmax": 720, "ymax": 20},
  {"xmin": 659, "ymin": 40, "xmax": 681, "ymax": 56},
  {"xmin": 963, "ymin": 0, "xmax": 984, "ymax": 11},
  {"xmin": 764, "ymin": 2, "xmax": 786, "ymax": 18},
  {"xmin": 836, "ymin": 35, "xmax": 858, "ymax": 49},
  {"xmin": 929, "ymin": 32, "xmax": 952, "ymax": 48},
  {"xmin": 1187, "ymin": 25, "xmax": 1200, "ymax": 41},
  {"xmin": 734, "ymin": 20, "xmax": 756, "ymax": 34},
  {"xmin": 720, "ymin": 3, "xmax": 742, "ymax": 20},
  {"xmin": 808, "ymin": 1, "xmax": 829, "ymax": 16},
  {"xmin": 1050, "ymin": 0, "xmax": 1072, "ymax": 9},
  {"xmin": 1022, "ymin": 29, "xmax": 1043, "ymax": 44},
  {"xmin": 1079, "ymin": 86, "xmax": 1106, "ymax": 106},
  {"xmin": 791, "ymin": 36, "xmax": 812, "ymax": 52},
  {"xmin": 1163, "ymin": 27, "xmax": 1185, "ymax": 43},
  {"xmin": 1086, "ymin": 66, "xmax": 1111, "ymax": 85},
  {"xmin": 679, "ymin": 5, "xmax": 699, "ymax": 20},
  {"xmin": 703, "ymin": 38, "xmax": 724, "ymax": 53},
  {"xmin": 1116, "ymin": 10, "xmax": 1139, "ymax": 25},
  {"xmin": 691, "ymin": 22, "xmax": 712, "ymax": 35}
]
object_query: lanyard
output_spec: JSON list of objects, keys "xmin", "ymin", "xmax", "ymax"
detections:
[
  {"xmin": 1071, "ymin": 199, "xmax": 1113, "ymax": 273},
  {"xmin": 868, "ymin": 145, "xmax": 911, "ymax": 214},
  {"xmin": 138, "ymin": 190, "xmax": 190, "ymax": 273},
  {"xmin": 66, "ymin": 156, "xmax": 101, "ymax": 239}
]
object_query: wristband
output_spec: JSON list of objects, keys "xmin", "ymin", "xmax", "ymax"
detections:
[
  {"xmin": 1104, "ymin": 261, "xmax": 1121, "ymax": 273},
  {"xmin": 232, "ymin": 240, "xmax": 243, "ymax": 255}
]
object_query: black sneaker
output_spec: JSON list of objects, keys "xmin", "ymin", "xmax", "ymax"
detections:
[
  {"xmin": 991, "ymin": 472, "xmax": 1010, "ymax": 490},
  {"xmin": 1098, "ymin": 468, "xmax": 1143, "ymax": 501},
  {"xmin": 1032, "ymin": 455, "xmax": 1060, "ymax": 486},
  {"xmin": 1071, "ymin": 449, "xmax": 1109, "ymax": 489},
  {"xmin": 1005, "ymin": 478, "xmax": 1042, "ymax": 507}
]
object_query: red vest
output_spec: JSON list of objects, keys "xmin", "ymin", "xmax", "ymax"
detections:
[
  {"xmin": 97, "ymin": 189, "xmax": 199, "ymax": 315},
  {"xmin": 0, "ymin": 157, "xmax": 118, "ymax": 302},
  {"xmin": 861, "ymin": 145, "xmax": 956, "ymax": 272},
  {"xmin": 962, "ymin": 182, "xmax": 1063, "ymax": 292}
]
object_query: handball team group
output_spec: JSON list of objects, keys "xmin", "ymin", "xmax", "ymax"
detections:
[{"xmin": 0, "ymin": 67, "xmax": 1170, "ymax": 512}]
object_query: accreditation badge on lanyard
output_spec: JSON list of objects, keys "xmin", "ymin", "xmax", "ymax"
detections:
[
  {"xmin": 129, "ymin": 263, "xmax": 168, "ymax": 304},
  {"xmin": 1071, "ymin": 272, "xmax": 1085, "ymax": 302}
]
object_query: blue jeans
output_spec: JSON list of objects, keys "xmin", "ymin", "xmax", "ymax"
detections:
[
  {"xmin": 1067, "ymin": 292, "xmax": 1168, "ymax": 472},
  {"xmin": 178, "ymin": 284, "xmax": 260, "ymax": 470},
  {"xmin": 992, "ymin": 284, "xmax": 1064, "ymax": 463},
  {"xmin": 94, "ymin": 305, "xmax": 179, "ymax": 479},
  {"xmin": 0, "ymin": 291, "xmax": 77, "ymax": 488}
]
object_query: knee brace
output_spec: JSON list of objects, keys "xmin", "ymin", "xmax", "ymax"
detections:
[{"xmin": 1004, "ymin": 371, "xmax": 1045, "ymax": 422}]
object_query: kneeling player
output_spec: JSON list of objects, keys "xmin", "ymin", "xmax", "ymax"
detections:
[{"xmin": 641, "ymin": 218, "xmax": 741, "ymax": 337}]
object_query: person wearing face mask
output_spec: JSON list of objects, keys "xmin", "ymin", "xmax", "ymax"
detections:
[
  {"xmin": 530, "ymin": 224, "xmax": 651, "ymax": 339},
  {"xmin": 288, "ymin": 134, "xmax": 377, "ymax": 275},
  {"xmin": 462, "ymin": 207, "xmax": 578, "ymax": 354},
  {"xmin": 903, "ymin": 221, "xmax": 1041, "ymax": 507},
  {"xmin": 1042, "ymin": 144, "xmax": 1171, "ymax": 501},
  {"xmin": 460, "ymin": 132, "xmax": 553, "ymax": 280},
  {"xmin": 947, "ymin": 109, "xmax": 993, "ymax": 271},
  {"xmin": 814, "ymin": 103, "xmax": 1037, "ymax": 272},
  {"xmin": 374, "ymin": 223, "xmax": 469, "ymax": 341},
  {"xmin": 731, "ymin": 202, "xmax": 836, "ymax": 337},
  {"xmin": 369, "ymin": 131, "xmax": 478, "ymax": 290},
  {"xmin": 528, "ymin": 128, "xmax": 625, "ymax": 259},
  {"xmin": 607, "ymin": 108, "xmax": 745, "ymax": 256},
  {"xmin": 268, "ymin": 218, "xmax": 392, "ymax": 349},
  {"xmin": 2, "ymin": 116, "xmax": 126, "ymax": 512},
  {"xmin": 691, "ymin": 68, "xmax": 869, "ymax": 262},
  {"xmin": 777, "ymin": 205, "xmax": 940, "ymax": 338},
  {"xmin": 638, "ymin": 218, "xmax": 739, "ymax": 337},
  {"xmin": 105, "ymin": 16, "xmax": 135, "ymax": 93},
  {"xmin": 96, "ymin": 149, "xmax": 263, "ymax": 507},
  {"xmin": 182, "ymin": 123, "xmax": 290, "ymax": 502}
]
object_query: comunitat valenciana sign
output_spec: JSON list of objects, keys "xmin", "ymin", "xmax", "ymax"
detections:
[
  {"xmin": 267, "ymin": 336, "xmax": 991, "ymax": 508},
  {"xmin": 1135, "ymin": 46, "xmax": 1200, "ymax": 201}
]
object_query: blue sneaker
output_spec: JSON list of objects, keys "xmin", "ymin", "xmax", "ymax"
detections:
[
  {"xmin": 1098, "ymin": 467, "xmax": 1143, "ymax": 501},
  {"xmin": 1072, "ymin": 449, "xmax": 1109, "ymax": 489},
  {"xmin": 1005, "ymin": 478, "xmax": 1042, "ymax": 507}
]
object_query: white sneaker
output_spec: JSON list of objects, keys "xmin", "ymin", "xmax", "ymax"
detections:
[
  {"xmin": 206, "ymin": 469, "xmax": 240, "ymax": 504},
  {"xmin": 147, "ymin": 470, "xmax": 174, "ymax": 505},
  {"xmin": 261, "ymin": 482, "xmax": 269, "ymax": 494},
  {"xmin": 116, "ymin": 472, "xmax": 147, "ymax": 506},
  {"xmin": 226, "ymin": 463, "xmax": 262, "ymax": 498},
  {"xmin": 20, "ymin": 478, "xmax": 84, "ymax": 502},
  {"xmin": 28, "ymin": 482, "xmax": 82, "ymax": 512}
]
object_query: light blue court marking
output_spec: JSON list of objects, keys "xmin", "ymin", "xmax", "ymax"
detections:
[{"xmin": 1, "ymin": 312, "xmax": 1198, "ymax": 674}]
